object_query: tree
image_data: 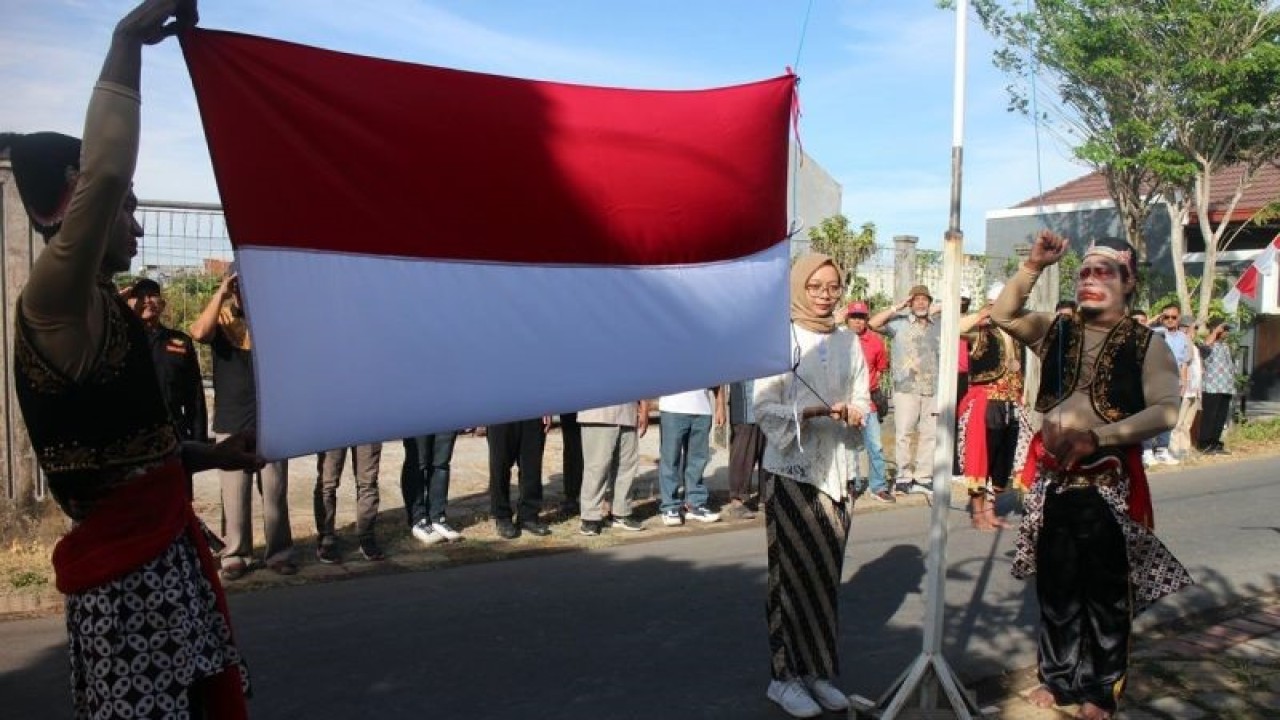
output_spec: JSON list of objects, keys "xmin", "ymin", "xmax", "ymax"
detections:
[
  {"xmin": 964, "ymin": 0, "xmax": 1193, "ymax": 261},
  {"xmin": 806, "ymin": 214, "xmax": 877, "ymax": 299},
  {"xmin": 1158, "ymin": 0, "xmax": 1280, "ymax": 325},
  {"xmin": 964, "ymin": 0, "xmax": 1280, "ymax": 325}
]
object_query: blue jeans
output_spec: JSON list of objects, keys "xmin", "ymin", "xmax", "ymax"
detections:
[
  {"xmin": 858, "ymin": 411, "xmax": 888, "ymax": 493},
  {"xmin": 658, "ymin": 412, "xmax": 712, "ymax": 512},
  {"xmin": 1144, "ymin": 431, "xmax": 1171, "ymax": 452}
]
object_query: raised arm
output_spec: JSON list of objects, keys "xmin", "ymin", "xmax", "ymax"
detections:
[
  {"xmin": 190, "ymin": 273, "xmax": 235, "ymax": 343},
  {"xmin": 868, "ymin": 298, "xmax": 907, "ymax": 334},
  {"xmin": 991, "ymin": 231, "xmax": 1065, "ymax": 348}
]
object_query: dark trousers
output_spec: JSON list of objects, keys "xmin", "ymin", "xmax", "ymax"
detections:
[
  {"xmin": 487, "ymin": 419, "xmax": 546, "ymax": 522},
  {"xmin": 1198, "ymin": 393, "xmax": 1232, "ymax": 448},
  {"xmin": 985, "ymin": 400, "xmax": 1019, "ymax": 492},
  {"xmin": 401, "ymin": 433, "xmax": 458, "ymax": 527},
  {"xmin": 1036, "ymin": 487, "xmax": 1131, "ymax": 713},
  {"xmin": 313, "ymin": 444, "xmax": 381, "ymax": 543},
  {"xmin": 728, "ymin": 422, "xmax": 767, "ymax": 501},
  {"xmin": 560, "ymin": 412, "xmax": 583, "ymax": 501}
]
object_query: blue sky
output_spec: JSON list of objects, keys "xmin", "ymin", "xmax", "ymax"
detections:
[{"xmin": 2, "ymin": 0, "xmax": 1085, "ymax": 250}]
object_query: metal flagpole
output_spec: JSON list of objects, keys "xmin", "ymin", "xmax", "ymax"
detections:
[{"xmin": 851, "ymin": 0, "xmax": 994, "ymax": 716}]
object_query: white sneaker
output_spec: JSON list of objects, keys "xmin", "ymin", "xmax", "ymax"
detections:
[
  {"xmin": 431, "ymin": 521, "xmax": 462, "ymax": 542},
  {"xmin": 411, "ymin": 520, "xmax": 445, "ymax": 546},
  {"xmin": 802, "ymin": 675, "xmax": 850, "ymax": 712},
  {"xmin": 1155, "ymin": 449, "xmax": 1180, "ymax": 466},
  {"xmin": 766, "ymin": 679, "xmax": 822, "ymax": 718},
  {"xmin": 1142, "ymin": 449, "xmax": 1155, "ymax": 468}
]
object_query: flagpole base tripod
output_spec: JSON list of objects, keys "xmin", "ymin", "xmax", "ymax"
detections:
[{"xmin": 848, "ymin": 653, "xmax": 998, "ymax": 719}]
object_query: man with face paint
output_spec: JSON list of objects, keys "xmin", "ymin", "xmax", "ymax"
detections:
[
  {"xmin": 991, "ymin": 232, "xmax": 1191, "ymax": 720},
  {"xmin": 3, "ymin": 2, "xmax": 259, "ymax": 716}
]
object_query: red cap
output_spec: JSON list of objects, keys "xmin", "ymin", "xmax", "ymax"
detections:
[{"xmin": 847, "ymin": 301, "xmax": 870, "ymax": 316}]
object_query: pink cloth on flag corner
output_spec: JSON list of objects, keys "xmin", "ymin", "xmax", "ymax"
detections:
[{"xmin": 179, "ymin": 28, "xmax": 796, "ymax": 460}]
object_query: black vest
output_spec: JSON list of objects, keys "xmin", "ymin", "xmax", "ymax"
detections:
[
  {"xmin": 1035, "ymin": 315, "xmax": 1152, "ymax": 423},
  {"xmin": 14, "ymin": 287, "xmax": 179, "ymax": 519},
  {"xmin": 968, "ymin": 325, "xmax": 1008, "ymax": 385}
]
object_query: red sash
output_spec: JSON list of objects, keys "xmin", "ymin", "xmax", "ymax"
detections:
[
  {"xmin": 52, "ymin": 457, "xmax": 248, "ymax": 719},
  {"xmin": 1020, "ymin": 433, "xmax": 1154, "ymax": 529}
]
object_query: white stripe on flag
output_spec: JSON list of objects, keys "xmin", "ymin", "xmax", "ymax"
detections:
[
  {"xmin": 237, "ymin": 243, "xmax": 792, "ymax": 459},
  {"xmin": 1223, "ymin": 287, "xmax": 1241, "ymax": 314}
]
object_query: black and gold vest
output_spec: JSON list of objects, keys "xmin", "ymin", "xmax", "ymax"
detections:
[
  {"xmin": 1035, "ymin": 315, "xmax": 1152, "ymax": 423},
  {"xmin": 14, "ymin": 286, "xmax": 180, "ymax": 519},
  {"xmin": 968, "ymin": 325, "xmax": 1008, "ymax": 385}
]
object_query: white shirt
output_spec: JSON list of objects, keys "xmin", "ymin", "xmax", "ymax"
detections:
[
  {"xmin": 753, "ymin": 325, "xmax": 871, "ymax": 501},
  {"xmin": 659, "ymin": 389, "xmax": 714, "ymax": 416}
]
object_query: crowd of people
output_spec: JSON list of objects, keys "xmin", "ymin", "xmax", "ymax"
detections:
[{"xmin": 1, "ymin": 2, "xmax": 1226, "ymax": 718}]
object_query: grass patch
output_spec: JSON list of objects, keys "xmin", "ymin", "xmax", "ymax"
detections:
[
  {"xmin": 1224, "ymin": 416, "xmax": 1280, "ymax": 451},
  {"xmin": 0, "ymin": 499, "xmax": 64, "ymax": 594}
]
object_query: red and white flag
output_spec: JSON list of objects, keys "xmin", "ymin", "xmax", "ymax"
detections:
[
  {"xmin": 1222, "ymin": 234, "xmax": 1280, "ymax": 314},
  {"xmin": 181, "ymin": 29, "xmax": 794, "ymax": 460}
]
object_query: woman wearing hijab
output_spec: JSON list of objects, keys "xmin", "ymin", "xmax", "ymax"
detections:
[{"xmin": 753, "ymin": 254, "xmax": 870, "ymax": 718}]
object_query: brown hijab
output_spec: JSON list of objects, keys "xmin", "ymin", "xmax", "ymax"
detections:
[{"xmin": 790, "ymin": 253, "xmax": 843, "ymax": 334}]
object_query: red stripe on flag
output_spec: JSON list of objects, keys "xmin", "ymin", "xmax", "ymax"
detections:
[
  {"xmin": 180, "ymin": 29, "xmax": 793, "ymax": 266},
  {"xmin": 1236, "ymin": 265, "xmax": 1260, "ymax": 299}
]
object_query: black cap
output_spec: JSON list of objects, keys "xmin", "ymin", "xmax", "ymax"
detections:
[{"xmin": 131, "ymin": 278, "xmax": 162, "ymax": 295}]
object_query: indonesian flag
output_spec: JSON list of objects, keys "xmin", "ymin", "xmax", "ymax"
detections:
[
  {"xmin": 181, "ymin": 29, "xmax": 793, "ymax": 460},
  {"xmin": 1223, "ymin": 234, "xmax": 1280, "ymax": 313}
]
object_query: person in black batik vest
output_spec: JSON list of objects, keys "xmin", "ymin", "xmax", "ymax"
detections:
[{"xmin": 992, "ymin": 232, "xmax": 1192, "ymax": 720}]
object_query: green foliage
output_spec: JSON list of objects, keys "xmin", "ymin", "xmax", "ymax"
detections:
[
  {"xmin": 807, "ymin": 214, "xmax": 878, "ymax": 300},
  {"xmin": 1002, "ymin": 256, "xmax": 1019, "ymax": 277},
  {"xmin": 1057, "ymin": 249, "xmax": 1082, "ymax": 301},
  {"xmin": 7, "ymin": 569, "xmax": 48, "ymax": 590},
  {"xmin": 1225, "ymin": 416, "xmax": 1280, "ymax": 446},
  {"xmin": 863, "ymin": 291, "xmax": 894, "ymax": 313},
  {"xmin": 963, "ymin": 0, "xmax": 1280, "ymax": 274},
  {"xmin": 1147, "ymin": 273, "xmax": 1257, "ymax": 329}
]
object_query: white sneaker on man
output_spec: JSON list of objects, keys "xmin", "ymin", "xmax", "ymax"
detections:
[
  {"xmin": 766, "ymin": 679, "xmax": 822, "ymax": 718},
  {"xmin": 1141, "ymin": 449, "xmax": 1155, "ymax": 468},
  {"xmin": 908, "ymin": 480, "xmax": 934, "ymax": 497},
  {"xmin": 1155, "ymin": 448, "xmax": 1180, "ymax": 466},
  {"xmin": 411, "ymin": 520, "xmax": 445, "ymax": 546},
  {"xmin": 801, "ymin": 675, "xmax": 850, "ymax": 712}
]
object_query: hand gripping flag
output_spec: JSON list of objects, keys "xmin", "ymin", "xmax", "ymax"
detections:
[{"xmin": 181, "ymin": 29, "xmax": 794, "ymax": 460}]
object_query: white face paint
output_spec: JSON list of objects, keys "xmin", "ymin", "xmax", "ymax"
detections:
[{"xmin": 1074, "ymin": 259, "xmax": 1128, "ymax": 313}]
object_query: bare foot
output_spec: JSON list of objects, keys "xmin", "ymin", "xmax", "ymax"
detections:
[
  {"xmin": 1075, "ymin": 702, "xmax": 1112, "ymax": 719},
  {"xmin": 1026, "ymin": 685, "xmax": 1056, "ymax": 709}
]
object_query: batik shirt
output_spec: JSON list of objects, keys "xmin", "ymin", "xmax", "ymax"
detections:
[
  {"xmin": 1201, "ymin": 342, "xmax": 1235, "ymax": 395},
  {"xmin": 881, "ymin": 314, "xmax": 941, "ymax": 396}
]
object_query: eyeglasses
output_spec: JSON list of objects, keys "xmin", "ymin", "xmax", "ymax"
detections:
[
  {"xmin": 1077, "ymin": 265, "xmax": 1119, "ymax": 281},
  {"xmin": 804, "ymin": 283, "xmax": 844, "ymax": 298},
  {"xmin": 1161, "ymin": 314, "xmax": 1179, "ymax": 321}
]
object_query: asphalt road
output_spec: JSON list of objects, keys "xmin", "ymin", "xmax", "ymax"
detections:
[{"xmin": 2, "ymin": 455, "xmax": 1277, "ymax": 719}]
